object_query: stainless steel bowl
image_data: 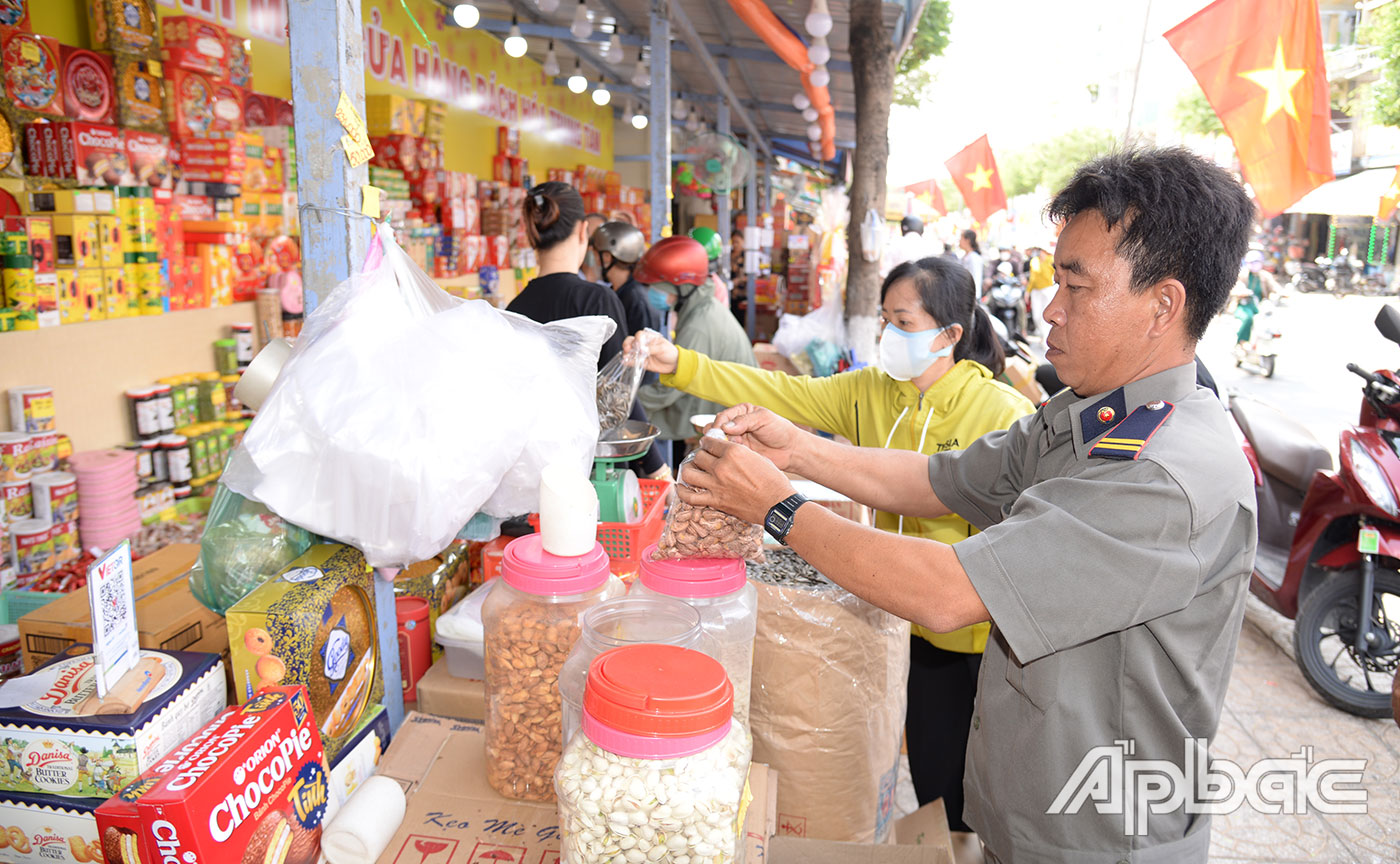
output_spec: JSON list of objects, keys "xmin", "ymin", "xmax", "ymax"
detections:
[{"xmin": 596, "ymin": 420, "xmax": 660, "ymax": 459}]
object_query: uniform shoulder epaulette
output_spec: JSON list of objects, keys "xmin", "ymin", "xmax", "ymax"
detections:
[{"xmin": 1088, "ymin": 400, "xmax": 1175, "ymax": 460}]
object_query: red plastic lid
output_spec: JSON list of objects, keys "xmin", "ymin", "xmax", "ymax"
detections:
[
  {"xmin": 583, "ymin": 644, "xmax": 732, "ymax": 739},
  {"xmin": 395, "ymin": 596, "xmax": 429, "ymax": 623},
  {"xmin": 500, "ymin": 533, "xmax": 610, "ymax": 596},
  {"xmin": 638, "ymin": 545, "xmax": 747, "ymax": 598}
]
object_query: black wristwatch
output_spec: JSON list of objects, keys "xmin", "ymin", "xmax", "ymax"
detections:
[{"xmin": 764, "ymin": 493, "xmax": 810, "ymax": 546}]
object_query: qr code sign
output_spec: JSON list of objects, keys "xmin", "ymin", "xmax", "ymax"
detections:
[{"xmin": 98, "ymin": 573, "xmax": 129, "ymax": 640}]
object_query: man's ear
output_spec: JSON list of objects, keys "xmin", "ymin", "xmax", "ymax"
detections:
[{"xmin": 1148, "ymin": 278, "xmax": 1188, "ymax": 340}]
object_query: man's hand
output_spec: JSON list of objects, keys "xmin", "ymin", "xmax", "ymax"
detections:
[
  {"xmin": 676, "ymin": 435, "xmax": 795, "ymax": 524},
  {"xmin": 623, "ymin": 330, "xmax": 679, "ymax": 374},
  {"xmin": 709, "ymin": 404, "xmax": 808, "ymax": 473}
]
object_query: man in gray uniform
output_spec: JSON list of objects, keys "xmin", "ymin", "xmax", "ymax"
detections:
[{"xmin": 675, "ymin": 148, "xmax": 1258, "ymax": 863}]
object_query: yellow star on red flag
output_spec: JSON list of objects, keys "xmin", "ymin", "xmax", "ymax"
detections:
[
  {"xmin": 1240, "ymin": 40, "xmax": 1305, "ymax": 122},
  {"xmin": 967, "ymin": 164, "xmax": 995, "ymax": 192},
  {"xmin": 1379, "ymin": 167, "xmax": 1400, "ymax": 221},
  {"xmin": 945, "ymin": 136, "xmax": 1007, "ymax": 223}
]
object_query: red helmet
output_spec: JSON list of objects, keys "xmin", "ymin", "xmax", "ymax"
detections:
[{"xmin": 633, "ymin": 236, "xmax": 709, "ymax": 287}]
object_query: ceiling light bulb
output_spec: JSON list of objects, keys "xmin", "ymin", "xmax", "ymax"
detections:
[
  {"xmin": 452, "ymin": 3, "xmax": 479, "ymax": 28},
  {"xmin": 592, "ymin": 84, "xmax": 611, "ymax": 105},
  {"xmin": 570, "ymin": 0, "xmax": 593, "ymax": 40},
  {"xmin": 793, "ymin": 92, "xmax": 811, "ymax": 111},
  {"xmin": 810, "ymin": 65, "xmax": 830, "ymax": 88},
  {"xmin": 804, "ymin": 0, "xmax": 833, "ymax": 37},
  {"xmin": 538, "ymin": 0, "xmax": 559, "ymax": 12},
  {"xmin": 606, "ymin": 33, "xmax": 624, "ymax": 64},
  {"xmin": 686, "ymin": 112, "xmax": 700, "ymax": 132},
  {"xmin": 503, "ymin": 17, "xmax": 528, "ymax": 57},
  {"xmin": 673, "ymin": 96, "xmax": 687, "ymax": 118},
  {"xmin": 806, "ymin": 123, "xmax": 822, "ymax": 141},
  {"xmin": 568, "ymin": 59, "xmax": 588, "ymax": 93},
  {"xmin": 631, "ymin": 56, "xmax": 650, "ymax": 88},
  {"xmin": 808, "ymin": 36, "xmax": 830, "ymax": 67},
  {"xmin": 543, "ymin": 41, "xmax": 560, "ymax": 76},
  {"xmin": 802, "ymin": 107, "xmax": 818, "ymax": 122},
  {"xmin": 631, "ymin": 112, "xmax": 649, "ymax": 130}
]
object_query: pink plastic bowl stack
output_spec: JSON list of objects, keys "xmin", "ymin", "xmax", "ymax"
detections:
[{"xmin": 68, "ymin": 450, "xmax": 141, "ymax": 551}]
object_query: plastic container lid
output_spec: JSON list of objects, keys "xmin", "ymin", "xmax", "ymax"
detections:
[
  {"xmin": 638, "ymin": 544, "xmax": 748, "ymax": 598},
  {"xmin": 500, "ymin": 533, "xmax": 610, "ymax": 596},
  {"xmin": 396, "ymin": 596, "xmax": 429, "ymax": 624},
  {"xmin": 159, "ymin": 434, "xmax": 188, "ymax": 447},
  {"xmin": 582, "ymin": 644, "xmax": 733, "ymax": 758}
]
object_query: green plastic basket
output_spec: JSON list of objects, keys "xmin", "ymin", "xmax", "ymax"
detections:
[{"xmin": 3, "ymin": 589, "xmax": 64, "ymax": 624}]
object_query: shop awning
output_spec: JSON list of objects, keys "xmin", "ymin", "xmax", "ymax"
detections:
[
  {"xmin": 1284, "ymin": 167, "xmax": 1397, "ymax": 217},
  {"xmin": 467, "ymin": 0, "xmax": 919, "ymax": 157}
]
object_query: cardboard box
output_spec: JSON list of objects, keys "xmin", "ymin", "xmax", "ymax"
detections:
[
  {"xmin": 124, "ymin": 129, "xmax": 172, "ymax": 190},
  {"xmin": 18, "ymin": 544, "xmax": 224, "ymax": 673},
  {"xmin": 373, "ymin": 713, "xmax": 777, "ymax": 864},
  {"xmin": 113, "ymin": 56, "xmax": 165, "ymax": 134},
  {"xmin": 55, "ymin": 121, "xmax": 130, "ymax": 185},
  {"xmin": 226, "ymin": 544, "xmax": 385, "ymax": 763},
  {"xmin": 0, "ymin": 791, "xmax": 105, "ymax": 863},
  {"xmin": 52, "ymin": 215, "xmax": 100, "ymax": 269},
  {"xmin": 96, "ymin": 686, "xmax": 327, "ymax": 864},
  {"xmin": 159, "ymin": 16, "xmax": 230, "ymax": 78},
  {"xmin": 88, "ymin": 0, "xmax": 159, "ymax": 56},
  {"xmin": 769, "ymin": 802, "xmax": 955, "ymax": 863},
  {"xmin": 0, "ymin": 645, "xmax": 225, "ymax": 800},
  {"xmin": 323, "ymin": 703, "xmax": 391, "ymax": 826},
  {"xmin": 413, "ymin": 660, "xmax": 484, "ymax": 722},
  {"xmin": 753, "ymin": 342, "xmax": 801, "ymax": 376}
]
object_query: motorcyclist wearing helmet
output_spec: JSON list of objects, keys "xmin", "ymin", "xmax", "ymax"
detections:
[
  {"xmin": 688, "ymin": 226, "xmax": 731, "ymax": 307},
  {"xmin": 883, "ymin": 213, "xmax": 933, "ymax": 275},
  {"xmin": 635, "ymin": 236, "xmax": 756, "ymax": 462},
  {"xmin": 592, "ymin": 221, "xmax": 659, "ymax": 336}
]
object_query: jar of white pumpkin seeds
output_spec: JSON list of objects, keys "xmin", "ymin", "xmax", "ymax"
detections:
[{"xmin": 555, "ymin": 644, "xmax": 751, "ymax": 864}]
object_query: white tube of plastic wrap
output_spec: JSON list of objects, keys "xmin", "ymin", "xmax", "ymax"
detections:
[
  {"xmin": 539, "ymin": 462, "xmax": 599, "ymax": 556},
  {"xmin": 320, "ymin": 775, "xmax": 407, "ymax": 864}
]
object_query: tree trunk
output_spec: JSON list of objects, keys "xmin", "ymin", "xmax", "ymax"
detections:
[{"xmin": 845, "ymin": 0, "xmax": 894, "ymax": 363}]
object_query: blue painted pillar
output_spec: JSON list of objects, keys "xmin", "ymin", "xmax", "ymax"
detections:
[
  {"xmin": 745, "ymin": 149, "xmax": 758, "ymax": 341},
  {"xmin": 288, "ymin": 0, "xmax": 373, "ymax": 313},
  {"xmin": 716, "ymin": 59, "xmax": 731, "ymax": 278},
  {"xmin": 649, "ymin": 0, "xmax": 671, "ymax": 241},
  {"xmin": 287, "ymin": 0, "xmax": 403, "ymax": 734}
]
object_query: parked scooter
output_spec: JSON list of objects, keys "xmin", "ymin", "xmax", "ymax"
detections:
[
  {"xmin": 983, "ymin": 262, "xmax": 1025, "ymax": 335},
  {"xmin": 1228, "ymin": 306, "xmax": 1400, "ymax": 717},
  {"xmin": 1232, "ymin": 299, "xmax": 1281, "ymax": 378},
  {"xmin": 1285, "ymin": 257, "xmax": 1326, "ymax": 293},
  {"xmin": 1324, "ymin": 250, "xmax": 1364, "ymax": 296}
]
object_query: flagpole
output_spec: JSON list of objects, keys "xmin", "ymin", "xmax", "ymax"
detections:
[{"xmin": 1123, "ymin": 0, "xmax": 1155, "ymax": 146}]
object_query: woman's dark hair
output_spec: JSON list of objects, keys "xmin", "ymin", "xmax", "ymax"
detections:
[
  {"xmin": 880, "ymin": 257, "xmax": 1004, "ymax": 376},
  {"xmin": 960, "ymin": 229, "xmax": 980, "ymax": 255},
  {"xmin": 523, "ymin": 181, "xmax": 587, "ymax": 250},
  {"xmin": 1046, "ymin": 147, "xmax": 1252, "ymax": 341}
]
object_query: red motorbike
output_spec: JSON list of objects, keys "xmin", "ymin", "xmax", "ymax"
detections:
[{"xmin": 1229, "ymin": 306, "xmax": 1400, "ymax": 717}]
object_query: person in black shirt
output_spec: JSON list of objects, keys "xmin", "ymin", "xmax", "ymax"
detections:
[{"xmin": 507, "ymin": 182, "xmax": 666, "ymax": 476}]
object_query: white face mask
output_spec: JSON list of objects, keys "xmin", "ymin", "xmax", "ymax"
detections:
[{"xmin": 878, "ymin": 322, "xmax": 953, "ymax": 381}]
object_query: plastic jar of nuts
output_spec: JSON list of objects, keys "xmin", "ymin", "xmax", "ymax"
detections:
[
  {"xmin": 483, "ymin": 534, "xmax": 621, "ymax": 801},
  {"xmin": 556, "ymin": 644, "xmax": 752, "ymax": 864},
  {"xmin": 632, "ymin": 548, "xmax": 757, "ymax": 728},
  {"xmin": 559, "ymin": 595, "xmax": 706, "ymax": 748}
]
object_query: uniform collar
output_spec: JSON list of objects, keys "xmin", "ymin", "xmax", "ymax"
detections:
[{"xmin": 1048, "ymin": 362, "xmax": 1199, "ymax": 460}]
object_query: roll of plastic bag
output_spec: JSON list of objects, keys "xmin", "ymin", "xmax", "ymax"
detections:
[{"xmin": 222, "ymin": 224, "xmax": 613, "ymax": 567}]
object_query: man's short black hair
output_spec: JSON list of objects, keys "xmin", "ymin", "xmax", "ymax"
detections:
[{"xmin": 1046, "ymin": 147, "xmax": 1253, "ymax": 342}]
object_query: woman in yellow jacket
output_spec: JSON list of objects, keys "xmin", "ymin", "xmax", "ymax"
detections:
[{"xmin": 628, "ymin": 256, "xmax": 1034, "ymax": 835}]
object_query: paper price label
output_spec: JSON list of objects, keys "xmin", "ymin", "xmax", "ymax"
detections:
[
  {"xmin": 19, "ymin": 40, "xmax": 39, "ymax": 64},
  {"xmin": 342, "ymin": 133, "xmax": 374, "ymax": 167},
  {"xmin": 361, "ymin": 185, "xmax": 382, "ymax": 218}
]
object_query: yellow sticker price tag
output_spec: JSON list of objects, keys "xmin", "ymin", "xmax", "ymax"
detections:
[
  {"xmin": 19, "ymin": 40, "xmax": 39, "ymax": 64},
  {"xmin": 341, "ymin": 133, "xmax": 374, "ymax": 168},
  {"xmin": 360, "ymin": 185, "xmax": 382, "ymax": 219}
]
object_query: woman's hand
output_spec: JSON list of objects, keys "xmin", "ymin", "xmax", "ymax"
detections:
[{"xmin": 623, "ymin": 329, "xmax": 679, "ymax": 374}]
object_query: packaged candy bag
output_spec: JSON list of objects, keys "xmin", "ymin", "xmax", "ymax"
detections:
[
  {"xmin": 595, "ymin": 330, "xmax": 653, "ymax": 432},
  {"xmin": 653, "ymin": 430, "xmax": 765, "ymax": 561}
]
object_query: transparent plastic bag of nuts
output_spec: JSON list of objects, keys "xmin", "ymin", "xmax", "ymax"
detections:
[
  {"xmin": 595, "ymin": 330, "xmax": 654, "ymax": 432},
  {"xmin": 652, "ymin": 431, "xmax": 765, "ymax": 562}
]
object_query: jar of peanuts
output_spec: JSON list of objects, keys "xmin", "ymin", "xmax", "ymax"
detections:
[
  {"xmin": 555, "ymin": 644, "xmax": 751, "ymax": 864},
  {"xmin": 483, "ymin": 534, "xmax": 621, "ymax": 801}
]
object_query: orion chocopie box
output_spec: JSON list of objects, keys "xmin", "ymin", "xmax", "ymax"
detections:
[
  {"xmin": 226, "ymin": 545, "xmax": 384, "ymax": 764},
  {"xmin": 0, "ymin": 646, "xmax": 225, "ymax": 800},
  {"xmin": 96, "ymin": 687, "xmax": 328, "ymax": 864}
]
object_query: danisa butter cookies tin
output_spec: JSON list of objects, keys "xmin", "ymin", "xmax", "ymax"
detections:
[
  {"xmin": 0, "ymin": 646, "xmax": 226, "ymax": 800},
  {"xmin": 227, "ymin": 544, "xmax": 384, "ymax": 762}
]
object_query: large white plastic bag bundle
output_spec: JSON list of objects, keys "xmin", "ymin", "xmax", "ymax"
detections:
[{"xmin": 222, "ymin": 225, "xmax": 613, "ymax": 567}]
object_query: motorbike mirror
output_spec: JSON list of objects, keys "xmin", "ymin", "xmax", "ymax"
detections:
[{"xmin": 1376, "ymin": 305, "xmax": 1400, "ymax": 346}]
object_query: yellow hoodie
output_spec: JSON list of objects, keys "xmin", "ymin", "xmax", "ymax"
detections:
[{"xmin": 662, "ymin": 349, "xmax": 1035, "ymax": 653}]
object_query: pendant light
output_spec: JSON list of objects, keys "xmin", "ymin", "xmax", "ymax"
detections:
[
  {"xmin": 503, "ymin": 16, "xmax": 528, "ymax": 58},
  {"xmin": 568, "ymin": 58, "xmax": 588, "ymax": 93},
  {"xmin": 543, "ymin": 40, "xmax": 560, "ymax": 77},
  {"xmin": 570, "ymin": 0, "xmax": 593, "ymax": 40}
]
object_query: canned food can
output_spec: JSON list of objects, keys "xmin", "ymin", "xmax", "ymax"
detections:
[
  {"xmin": 8, "ymin": 386, "xmax": 55, "ymax": 432},
  {"xmin": 161, "ymin": 434, "xmax": 192, "ymax": 484},
  {"xmin": 29, "ymin": 432, "xmax": 57, "ymax": 473},
  {"xmin": 0, "ymin": 433, "xmax": 31, "ymax": 482},
  {"xmin": 9, "ymin": 518, "xmax": 52, "ymax": 575},
  {"xmin": 1, "ymin": 481, "xmax": 31, "ymax": 521}
]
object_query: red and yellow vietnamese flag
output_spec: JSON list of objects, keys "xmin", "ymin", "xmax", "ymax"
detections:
[
  {"xmin": 904, "ymin": 179, "xmax": 947, "ymax": 215},
  {"xmin": 1379, "ymin": 167, "xmax": 1400, "ymax": 221},
  {"xmin": 1164, "ymin": 0, "xmax": 1332, "ymax": 217},
  {"xmin": 945, "ymin": 136, "xmax": 1007, "ymax": 223}
]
